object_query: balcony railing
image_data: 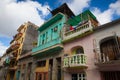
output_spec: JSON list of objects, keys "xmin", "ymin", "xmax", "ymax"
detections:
[
  {"xmin": 32, "ymin": 38, "xmax": 62, "ymax": 53},
  {"xmin": 11, "ymin": 42, "xmax": 20, "ymax": 50},
  {"xmin": 63, "ymin": 20, "xmax": 93, "ymax": 42},
  {"xmin": 12, "ymin": 51, "xmax": 18, "ymax": 57},
  {"xmin": 9, "ymin": 54, "xmax": 17, "ymax": 61},
  {"xmin": 63, "ymin": 54, "xmax": 87, "ymax": 68},
  {"xmin": 94, "ymin": 52, "xmax": 120, "ymax": 64},
  {"xmin": 14, "ymin": 32, "xmax": 22, "ymax": 40}
]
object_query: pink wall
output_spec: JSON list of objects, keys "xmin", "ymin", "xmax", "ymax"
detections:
[{"xmin": 63, "ymin": 34, "xmax": 101, "ymax": 80}]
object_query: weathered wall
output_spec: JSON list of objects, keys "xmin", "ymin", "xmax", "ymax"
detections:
[
  {"xmin": 63, "ymin": 34, "xmax": 101, "ymax": 80},
  {"xmin": 18, "ymin": 56, "xmax": 34, "ymax": 80},
  {"xmin": 21, "ymin": 24, "xmax": 38, "ymax": 54}
]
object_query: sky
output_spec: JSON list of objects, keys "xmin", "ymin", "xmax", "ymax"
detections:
[{"xmin": 0, "ymin": 0, "xmax": 120, "ymax": 56}]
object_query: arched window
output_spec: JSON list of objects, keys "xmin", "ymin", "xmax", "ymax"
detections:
[
  {"xmin": 100, "ymin": 36, "xmax": 120, "ymax": 61},
  {"xmin": 71, "ymin": 46, "xmax": 84, "ymax": 54},
  {"xmin": 76, "ymin": 47, "xmax": 84, "ymax": 54}
]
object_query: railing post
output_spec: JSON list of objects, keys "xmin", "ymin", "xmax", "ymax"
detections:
[
  {"xmin": 69, "ymin": 56, "xmax": 71, "ymax": 67},
  {"xmin": 75, "ymin": 55, "xmax": 77, "ymax": 65},
  {"xmin": 84, "ymin": 55, "xmax": 86, "ymax": 64},
  {"xmin": 71, "ymin": 55, "xmax": 74, "ymax": 66},
  {"xmin": 63, "ymin": 57, "xmax": 67, "ymax": 67},
  {"xmin": 79, "ymin": 55, "xmax": 82, "ymax": 64}
]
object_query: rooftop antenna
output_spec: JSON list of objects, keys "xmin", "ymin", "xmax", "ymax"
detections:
[{"xmin": 47, "ymin": 8, "xmax": 52, "ymax": 14}]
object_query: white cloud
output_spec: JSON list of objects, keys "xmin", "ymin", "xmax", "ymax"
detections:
[
  {"xmin": 67, "ymin": 0, "xmax": 90, "ymax": 14},
  {"xmin": 0, "ymin": 41, "xmax": 8, "ymax": 56},
  {"xmin": 0, "ymin": 0, "xmax": 50, "ymax": 37},
  {"xmin": 60, "ymin": 0, "xmax": 120, "ymax": 25},
  {"xmin": 60, "ymin": 0, "xmax": 113, "ymax": 24},
  {"xmin": 92, "ymin": 8, "xmax": 113, "ymax": 24},
  {"xmin": 110, "ymin": 0, "xmax": 120, "ymax": 15},
  {"xmin": 60, "ymin": 0, "xmax": 90, "ymax": 15},
  {"xmin": 92, "ymin": 0, "xmax": 120, "ymax": 24}
]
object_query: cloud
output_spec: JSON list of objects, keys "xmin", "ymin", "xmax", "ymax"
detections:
[
  {"xmin": 0, "ymin": 0, "xmax": 50, "ymax": 37},
  {"xmin": 92, "ymin": 8, "xmax": 113, "ymax": 24},
  {"xmin": 60, "ymin": 0, "xmax": 120, "ymax": 25},
  {"xmin": 67, "ymin": 0, "xmax": 90, "ymax": 14},
  {"xmin": 92, "ymin": 0, "xmax": 120, "ymax": 24},
  {"xmin": 0, "ymin": 41, "xmax": 8, "ymax": 56},
  {"xmin": 59, "ymin": 0, "xmax": 113, "ymax": 24},
  {"xmin": 110, "ymin": 0, "xmax": 120, "ymax": 15},
  {"xmin": 60, "ymin": 0, "xmax": 90, "ymax": 15}
]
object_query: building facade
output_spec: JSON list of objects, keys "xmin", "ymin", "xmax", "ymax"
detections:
[
  {"xmin": 0, "ymin": 53, "xmax": 9, "ymax": 80},
  {"xmin": 17, "ymin": 22, "xmax": 38, "ymax": 80},
  {"xmin": 93, "ymin": 19, "xmax": 120, "ymax": 80},
  {"xmin": 32, "ymin": 3, "xmax": 76, "ymax": 80},
  {"xmin": 1, "ymin": 3, "xmax": 120, "ymax": 80},
  {"xmin": 62, "ymin": 10, "xmax": 101, "ymax": 80},
  {"xmin": 2, "ymin": 21, "xmax": 38, "ymax": 80},
  {"xmin": 32, "ymin": 12, "xmax": 66, "ymax": 80}
]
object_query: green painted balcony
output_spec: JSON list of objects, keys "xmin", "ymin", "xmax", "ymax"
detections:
[
  {"xmin": 63, "ymin": 54, "xmax": 87, "ymax": 68},
  {"xmin": 32, "ymin": 13, "xmax": 65, "ymax": 57},
  {"xmin": 32, "ymin": 38, "xmax": 63, "ymax": 56},
  {"xmin": 62, "ymin": 20, "xmax": 93, "ymax": 43}
]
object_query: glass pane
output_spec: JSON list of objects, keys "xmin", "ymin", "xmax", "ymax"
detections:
[{"xmin": 72, "ymin": 74, "xmax": 77, "ymax": 80}]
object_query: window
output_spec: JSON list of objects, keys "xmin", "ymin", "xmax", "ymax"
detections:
[
  {"xmin": 46, "ymin": 32, "xmax": 48, "ymax": 42},
  {"xmin": 72, "ymin": 73, "xmax": 86, "ymax": 80},
  {"xmin": 42, "ymin": 34, "xmax": 45, "ymax": 44},
  {"xmin": 18, "ymin": 65, "xmax": 21, "ymax": 69},
  {"xmin": 37, "ymin": 60, "xmax": 46, "ymax": 67},
  {"xmin": 53, "ymin": 26, "xmax": 58, "ymax": 32},
  {"xmin": 76, "ymin": 47, "xmax": 84, "ymax": 54},
  {"xmin": 37, "ymin": 73, "xmax": 42, "ymax": 80},
  {"xmin": 100, "ymin": 36, "xmax": 120, "ymax": 61},
  {"xmin": 51, "ymin": 29, "xmax": 53, "ymax": 40},
  {"xmin": 22, "ymin": 64, "xmax": 26, "ymax": 69}
]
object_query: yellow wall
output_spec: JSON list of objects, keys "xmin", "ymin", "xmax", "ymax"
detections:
[
  {"xmin": 6, "ymin": 73, "xmax": 10, "ymax": 80},
  {"xmin": 35, "ymin": 60, "xmax": 49, "ymax": 72}
]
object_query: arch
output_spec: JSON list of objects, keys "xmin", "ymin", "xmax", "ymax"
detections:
[
  {"xmin": 99, "ymin": 36, "xmax": 115, "ymax": 45},
  {"xmin": 71, "ymin": 46, "xmax": 84, "ymax": 54},
  {"xmin": 99, "ymin": 36, "xmax": 120, "ymax": 61}
]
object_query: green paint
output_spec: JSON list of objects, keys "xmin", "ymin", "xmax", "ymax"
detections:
[
  {"xmin": 67, "ymin": 10, "xmax": 98, "ymax": 26},
  {"xmin": 32, "ymin": 13, "xmax": 66, "ymax": 54}
]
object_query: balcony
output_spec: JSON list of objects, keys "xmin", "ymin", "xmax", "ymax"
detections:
[
  {"xmin": 94, "ymin": 52, "xmax": 120, "ymax": 70},
  {"xmin": 14, "ymin": 32, "xmax": 22, "ymax": 40},
  {"xmin": 32, "ymin": 38, "xmax": 63, "ymax": 56},
  {"xmin": 63, "ymin": 54, "xmax": 87, "ymax": 68},
  {"xmin": 11, "ymin": 42, "xmax": 20, "ymax": 50},
  {"xmin": 3, "ymin": 58, "xmax": 10, "ymax": 66},
  {"xmin": 62, "ymin": 20, "xmax": 93, "ymax": 43},
  {"xmin": 9, "ymin": 66, "xmax": 17, "ymax": 70},
  {"xmin": 6, "ymin": 47, "xmax": 12, "ymax": 53},
  {"xmin": 9, "ymin": 54, "xmax": 17, "ymax": 61},
  {"xmin": 12, "ymin": 50, "xmax": 18, "ymax": 57}
]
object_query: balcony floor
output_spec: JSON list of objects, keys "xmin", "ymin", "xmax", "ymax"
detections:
[
  {"xmin": 95, "ymin": 60, "xmax": 120, "ymax": 71},
  {"xmin": 32, "ymin": 44, "xmax": 63, "ymax": 57}
]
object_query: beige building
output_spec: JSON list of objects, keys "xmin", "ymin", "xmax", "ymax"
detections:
[
  {"xmin": 0, "ymin": 53, "xmax": 9, "ymax": 80},
  {"xmin": 3, "ymin": 21, "xmax": 38, "ymax": 80},
  {"xmin": 93, "ymin": 18, "xmax": 120, "ymax": 80}
]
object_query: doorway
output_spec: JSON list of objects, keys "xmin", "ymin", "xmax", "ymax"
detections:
[{"xmin": 101, "ymin": 71, "xmax": 120, "ymax": 80}]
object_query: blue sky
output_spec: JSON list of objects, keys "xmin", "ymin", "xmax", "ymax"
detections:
[{"xmin": 0, "ymin": 0, "xmax": 120, "ymax": 56}]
